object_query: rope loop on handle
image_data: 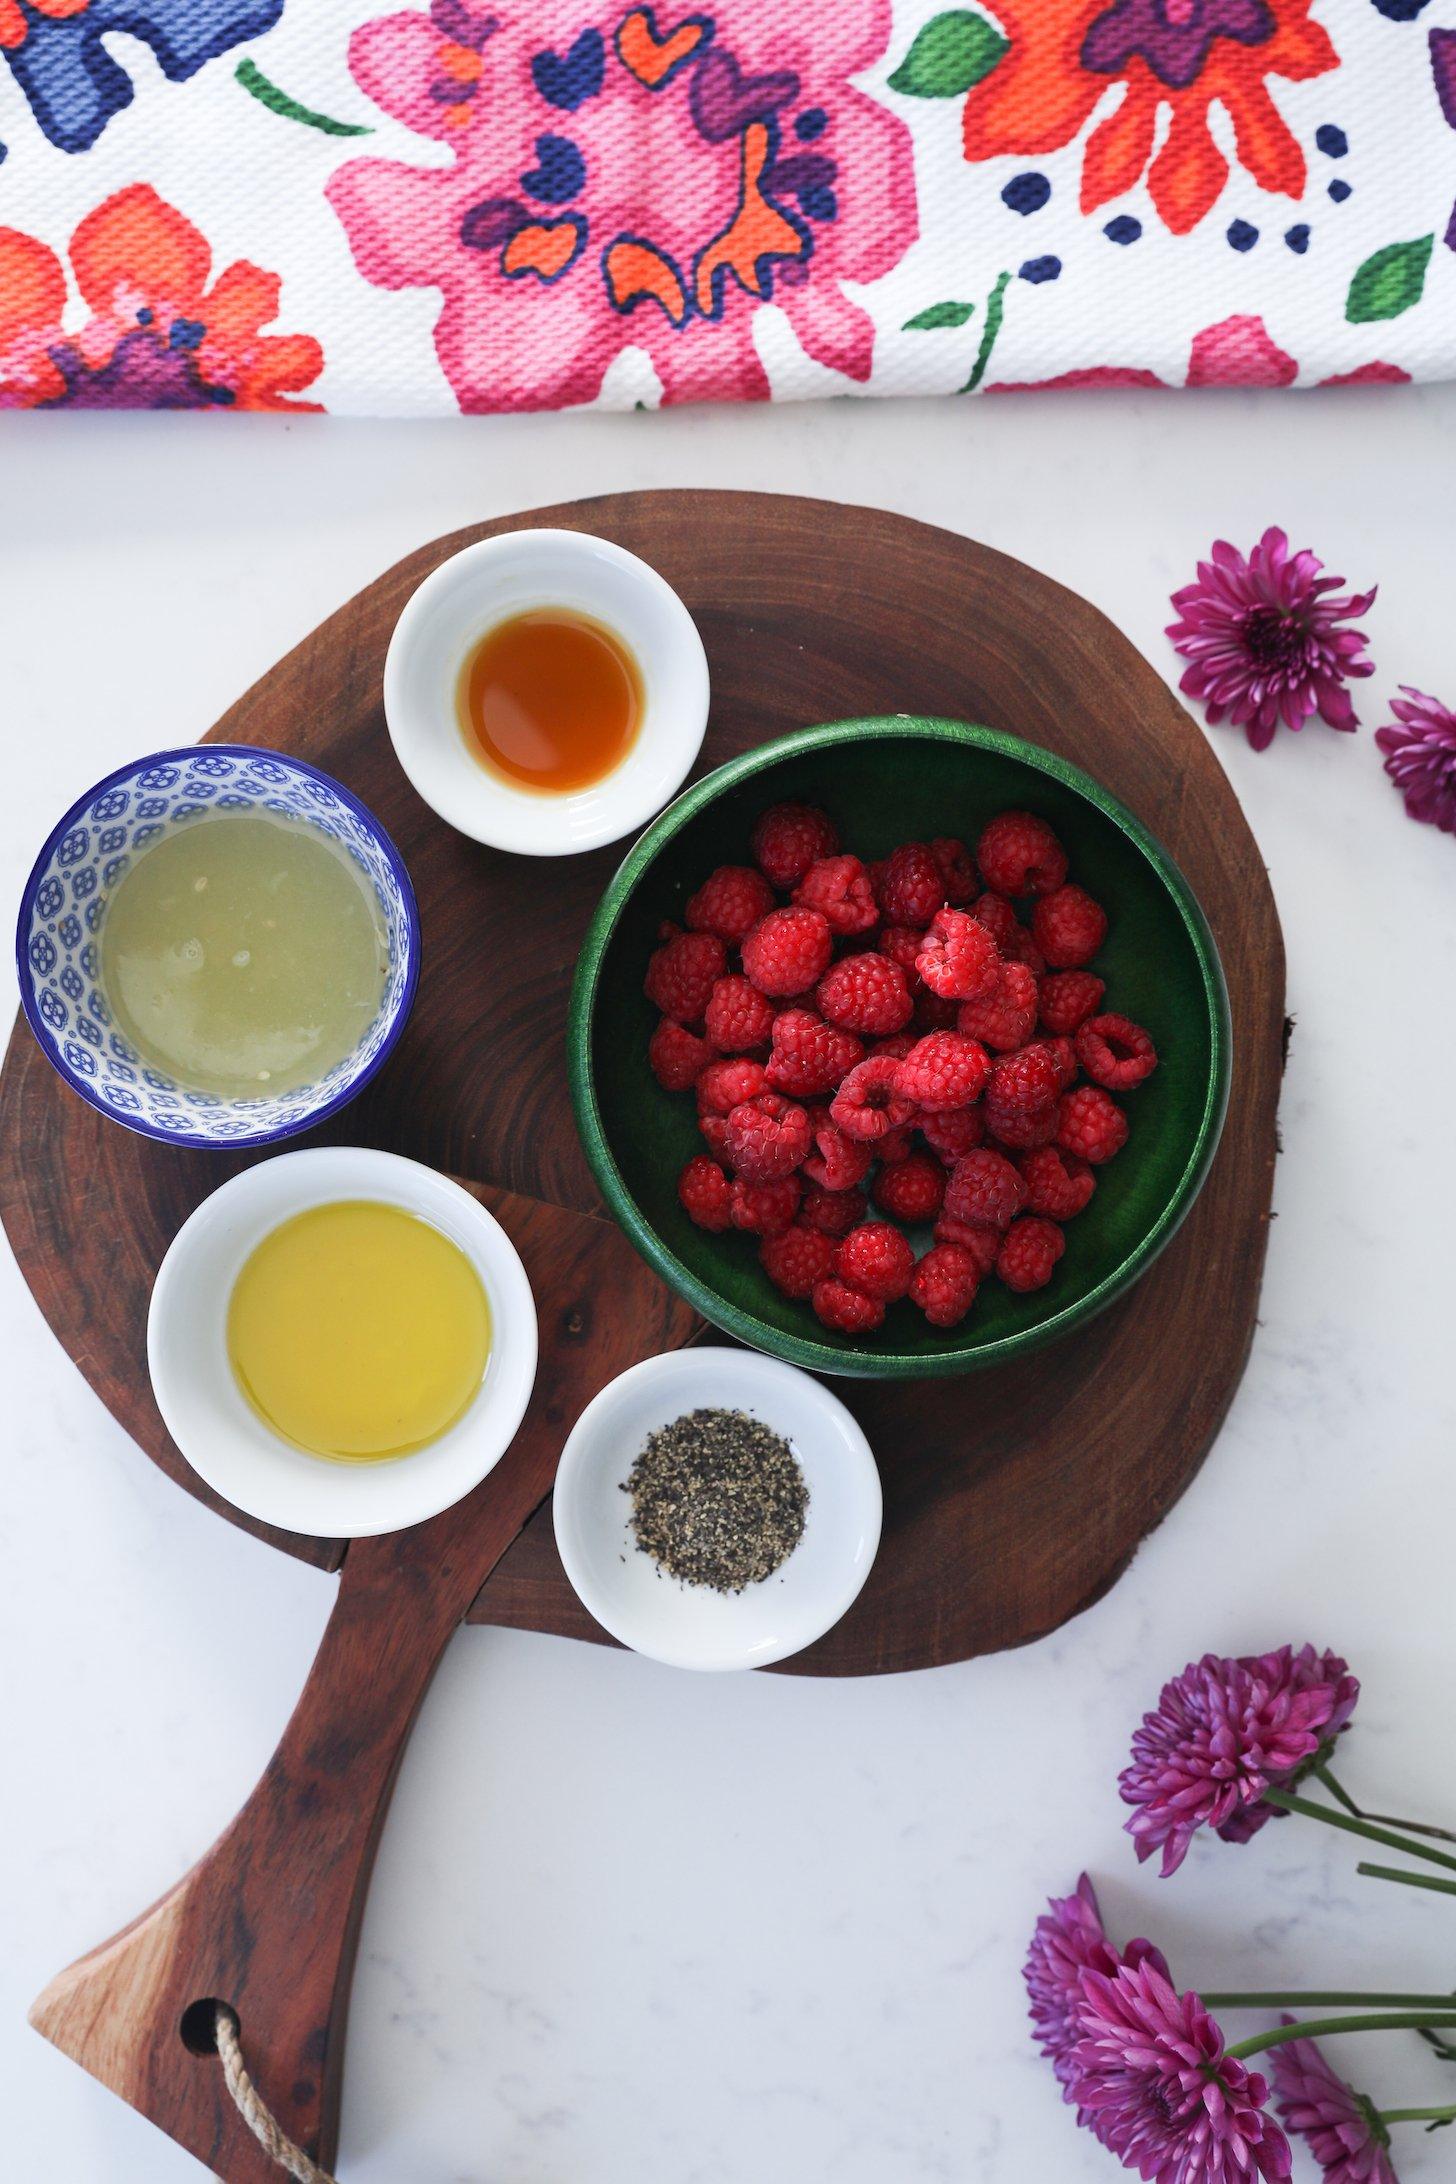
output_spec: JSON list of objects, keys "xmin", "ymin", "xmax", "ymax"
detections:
[{"xmin": 213, "ymin": 2006, "xmax": 339, "ymax": 2184}]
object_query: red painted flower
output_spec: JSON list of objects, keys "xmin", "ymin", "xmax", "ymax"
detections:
[
  {"xmin": 961, "ymin": 0, "xmax": 1339, "ymax": 235},
  {"xmin": 0, "ymin": 184, "xmax": 322, "ymax": 411}
]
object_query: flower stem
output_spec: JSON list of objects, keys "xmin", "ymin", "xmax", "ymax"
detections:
[
  {"xmin": 1228, "ymin": 2014, "xmax": 1456, "ymax": 2063},
  {"xmin": 1377, "ymin": 2103, "xmax": 1456, "ymax": 2125},
  {"xmin": 1356, "ymin": 1861, "xmax": 1456, "ymax": 1897},
  {"xmin": 1204, "ymin": 1992, "xmax": 1456, "ymax": 2010},
  {"xmin": 1263, "ymin": 1789, "xmax": 1456, "ymax": 1872},
  {"xmin": 1317, "ymin": 1763, "xmax": 1456, "ymax": 1843},
  {"xmin": 960, "ymin": 272, "xmax": 1010, "ymax": 393}
]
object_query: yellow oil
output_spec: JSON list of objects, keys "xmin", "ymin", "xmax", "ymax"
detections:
[
  {"xmin": 99, "ymin": 810, "xmax": 389, "ymax": 1100},
  {"xmin": 227, "ymin": 1201, "xmax": 492, "ymax": 1463}
]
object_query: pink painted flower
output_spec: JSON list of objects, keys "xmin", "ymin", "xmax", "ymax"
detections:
[
  {"xmin": 989, "ymin": 316, "xmax": 1410, "ymax": 396},
  {"xmin": 1075, "ymin": 1958, "xmax": 1293, "ymax": 2181},
  {"xmin": 1024, "ymin": 1874, "xmax": 1167, "ymax": 2106},
  {"xmin": 1120, "ymin": 1646, "xmax": 1360, "ymax": 1875},
  {"xmin": 1168, "ymin": 528, "xmax": 1377, "ymax": 751},
  {"xmin": 1270, "ymin": 2021, "xmax": 1399, "ymax": 2184},
  {"xmin": 328, "ymin": 0, "xmax": 915, "ymax": 411},
  {"xmin": 1375, "ymin": 688, "xmax": 1456, "ymax": 834}
]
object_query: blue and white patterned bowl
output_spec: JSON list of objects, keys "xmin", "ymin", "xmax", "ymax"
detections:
[{"xmin": 15, "ymin": 746, "xmax": 421, "ymax": 1149}]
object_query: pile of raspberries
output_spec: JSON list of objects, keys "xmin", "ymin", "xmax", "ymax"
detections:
[{"xmin": 645, "ymin": 802, "xmax": 1158, "ymax": 1337}]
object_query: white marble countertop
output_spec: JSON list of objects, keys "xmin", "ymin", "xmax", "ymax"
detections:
[{"xmin": 3, "ymin": 389, "xmax": 1455, "ymax": 2184}]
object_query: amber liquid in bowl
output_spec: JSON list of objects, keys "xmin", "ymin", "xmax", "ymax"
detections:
[{"xmin": 457, "ymin": 608, "xmax": 643, "ymax": 793}]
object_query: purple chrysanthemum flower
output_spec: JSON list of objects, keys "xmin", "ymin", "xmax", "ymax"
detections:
[
  {"xmin": 1374, "ymin": 687, "xmax": 1456, "ymax": 834},
  {"xmin": 1074, "ymin": 1957, "xmax": 1293, "ymax": 2181},
  {"xmin": 1120, "ymin": 1646, "xmax": 1360, "ymax": 1876},
  {"xmin": 1024, "ymin": 1874, "xmax": 1168, "ymax": 2105},
  {"xmin": 1167, "ymin": 527, "xmax": 1376, "ymax": 752},
  {"xmin": 1270, "ymin": 2019, "xmax": 1399, "ymax": 2183}
]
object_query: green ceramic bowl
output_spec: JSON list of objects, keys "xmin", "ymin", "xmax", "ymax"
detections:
[{"xmin": 569, "ymin": 718, "xmax": 1230, "ymax": 1378}]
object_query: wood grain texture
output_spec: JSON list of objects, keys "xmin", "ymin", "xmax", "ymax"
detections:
[
  {"xmin": 30, "ymin": 1183, "xmax": 696, "ymax": 2180},
  {"xmin": 0, "ymin": 491, "xmax": 1284, "ymax": 1675}
]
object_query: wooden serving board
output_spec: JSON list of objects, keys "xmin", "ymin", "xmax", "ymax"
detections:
[{"xmin": 5, "ymin": 493, "xmax": 1283, "ymax": 2179}]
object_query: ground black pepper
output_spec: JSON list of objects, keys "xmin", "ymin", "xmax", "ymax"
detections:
[{"xmin": 622, "ymin": 1407, "xmax": 808, "ymax": 1592}]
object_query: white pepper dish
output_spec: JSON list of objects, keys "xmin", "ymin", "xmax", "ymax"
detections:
[{"xmin": 552, "ymin": 1347, "xmax": 881, "ymax": 1672}]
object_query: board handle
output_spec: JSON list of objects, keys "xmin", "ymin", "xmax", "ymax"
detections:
[{"xmin": 29, "ymin": 1520, "xmax": 482, "ymax": 2181}]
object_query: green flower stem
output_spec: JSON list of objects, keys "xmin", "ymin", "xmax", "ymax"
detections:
[
  {"xmin": 1263, "ymin": 1789, "xmax": 1456, "ymax": 1873},
  {"xmin": 960, "ymin": 271, "xmax": 1009, "ymax": 393},
  {"xmin": 1228, "ymin": 2014, "xmax": 1456, "ymax": 2064},
  {"xmin": 1204, "ymin": 1992, "xmax": 1456, "ymax": 2010},
  {"xmin": 1377, "ymin": 2103, "xmax": 1456, "ymax": 2125},
  {"xmin": 1357, "ymin": 1861, "xmax": 1456, "ymax": 1898},
  {"xmin": 1317, "ymin": 1763, "xmax": 1456, "ymax": 1844},
  {"xmin": 236, "ymin": 58, "xmax": 373, "ymax": 135}
]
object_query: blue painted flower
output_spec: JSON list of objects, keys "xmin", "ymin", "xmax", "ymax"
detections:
[{"xmin": 0, "ymin": 0, "xmax": 284, "ymax": 156}]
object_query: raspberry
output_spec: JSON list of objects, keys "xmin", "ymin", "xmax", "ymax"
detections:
[
  {"xmin": 872, "ymin": 1152, "xmax": 946, "ymax": 1223},
  {"xmin": 930, "ymin": 837, "xmax": 977, "ymax": 904},
  {"xmin": 684, "ymin": 863, "xmax": 775, "ymax": 944},
  {"xmin": 876, "ymin": 1124, "xmax": 916, "ymax": 1164},
  {"xmin": 751, "ymin": 802, "xmax": 839, "ymax": 890},
  {"xmin": 759, "ymin": 1222, "xmax": 837, "ymax": 1298},
  {"xmin": 741, "ymin": 906, "xmax": 834, "ymax": 998},
  {"xmin": 1057, "ymin": 1084, "xmax": 1129, "ymax": 1164},
  {"xmin": 916, "ymin": 907, "xmax": 1002, "ymax": 1001},
  {"xmin": 996, "ymin": 1216, "xmax": 1066, "ymax": 1293},
  {"xmin": 1019, "ymin": 1144, "xmax": 1096, "ymax": 1220},
  {"xmin": 704, "ymin": 974, "xmax": 776, "ymax": 1053},
  {"xmin": 792, "ymin": 853, "xmax": 879, "ymax": 936},
  {"xmin": 837, "ymin": 1221, "xmax": 915, "ymax": 1302},
  {"xmin": 817, "ymin": 953, "xmax": 913, "ymax": 1036},
  {"xmin": 869, "ymin": 1031, "xmax": 916, "ymax": 1061},
  {"xmin": 1004, "ymin": 924, "xmax": 1048, "ymax": 977},
  {"xmin": 1032, "ymin": 884, "xmax": 1109, "ymax": 970},
  {"xmin": 976, "ymin": 811, "xmax": 1069, "ymax": 898},
  {"xmin": 1040, "ymin": 1034, "xmax": 1079, "ymax": 1089},
  {"xmin": 894, "ymin": 1030, "xmax": 991, "ymax": 1113},
  {"xmin": 878, "ymin": 925, "xmax": 924, "ymax": 977},
  {"xmin": 698, "ymin": 1112, "xmax": 732, "ymax": 1161},
  {"xmin": 650, "ymin": 1018, "xmax": 712, "ymax": 1091},
  {"xmin": 800, "ymin": 1180, "xmax": 868, "ymax": 1238},
  {"xmin": 811, "ymin": 1275, "xmax": 885, "ymax": 1334},
  {"xmin": 919, "ymin": 1106, "xmax": 985, "ymax": 1164},
  {"xmin": 956, "ymin": 959, "xmax": 1039, "ymax": 1051},
  {"xmin": 723, "ymin": 1092, "xmax": 811, "ymax": 1181},
  {"xmin": 644, "ymin": 928, "xmax": 726, "ymax": 1023},
  {"xmin": 764, "ymin": 1008, "xmax": 863, "ymax": 1098},
  {"xmin": 800, "ymin": 1180, "xmax": 868, "ymax": 1235},
  {"xmin": 932, "ymin": 1213, "xmax": 1001, "ymax": 1276},
  {"xmin": 696, "ymin": 1056, "xmax": 768, "ymax": 1115},
  {"xmin": 1075, "ymin": 1012, "xmax": 1158, "ymax": 1090},
  {"xmin": 944, "ymin": 1146, "xmax": 1029, "ymax": 1231},
  {"xmin": 970, "ymin": 890, "xmax": 1020, "ymax": 950},
  {"xmin": 983, "ymin": 1045, "xmax": 1063, "ymax": 1149},
  {"xmin": 677, "ymin": 1155, "xmax": 732, "ymax": 1231},
  {"xmin": 912, "ymin": 988, "xmax": 961, "ymax": 1033},
  {"xmin": 729, "ymin": 1174, "xmax": 801, "ymax": 1236},
  {"xmin": 876, "ymin": 841, "xmax": 945, "ymax": 927},
  {"xmin": 909, "ymin": 1242, "xmax": 981, "ymax": 1327},
  {"xmin": 1038, "ymin": 970, "xmax": 1106, "ymax": 1036},
  {"xmin": 804, "ymin": 1114, "xmax": 874, "ymax": 1190},
  {"xmin": 829, "ymin": 1054, "xmax": 917, "ymax": 1141}
]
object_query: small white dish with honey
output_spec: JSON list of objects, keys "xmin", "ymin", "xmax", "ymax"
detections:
[
  {"xmin": 383, "ymin": 530, "xmax": 709, "ymax": 854},
  {"xmin": 148, "ymin": 1147, "xmax": 537, "ymax": 1537}
]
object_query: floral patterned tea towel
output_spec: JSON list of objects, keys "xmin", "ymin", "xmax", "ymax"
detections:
[{"xmin": 0, "ymin": 0, "xmax": 1453, "ymax": 413}]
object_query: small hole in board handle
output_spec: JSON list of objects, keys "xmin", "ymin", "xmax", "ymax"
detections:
[{"xmin": 180, "ymin": 1997, "xmax": 238, "ymax": 2056}]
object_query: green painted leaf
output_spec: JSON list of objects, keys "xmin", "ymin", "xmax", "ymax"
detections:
[
  {"xmin": 889, "ymin": 10, "xmax": 1008, "ymax": 97},
  {"xmin": 904, "ymin": 300, "xmax": 976, "ymax": 330},
  {"xmin": 1345, "ymin": 236, "xmax": 1434, "ymax": 324}
]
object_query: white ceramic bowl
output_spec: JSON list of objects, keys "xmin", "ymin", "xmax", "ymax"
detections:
[
  {"xmin": 552, "ymin": 1348, "xmax": 882, "ymax": 1672},
  {"xmin": 148, "ymin": 1147, "xmax": 537, "ymax": 1538},
  {"xmin": 383, "ymin": 531, "xmax": 710, "ymax": 855}
]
